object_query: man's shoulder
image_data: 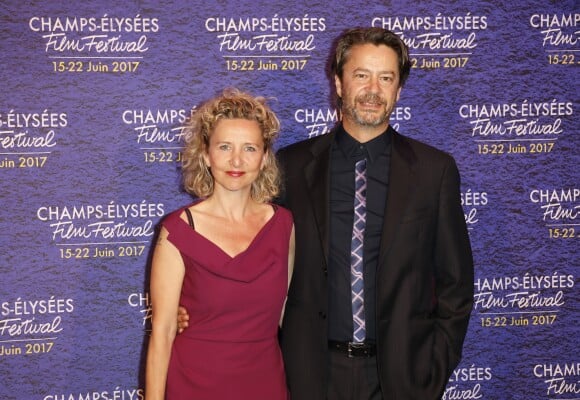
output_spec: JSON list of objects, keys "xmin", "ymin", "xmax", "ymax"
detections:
[{"xmin": 279, "ymin": 133, "xmax": 331, "ymax": 153}]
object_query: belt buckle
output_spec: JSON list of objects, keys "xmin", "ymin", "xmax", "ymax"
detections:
[{"xmin": 347, "ymin": 342, "xmax": 365, "ymax": 358}]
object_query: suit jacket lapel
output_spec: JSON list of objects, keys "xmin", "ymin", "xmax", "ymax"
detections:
[
  {"xmin": 298, "ymin": 129, "xmax": 415, "ymax": 268},
  {"xmin": 303, "ymin": 131, "xmax": 335, "ymax": 265},
  {"xmin": 379, "ymin": 132, "xmax": 417, "ymax": 265}
]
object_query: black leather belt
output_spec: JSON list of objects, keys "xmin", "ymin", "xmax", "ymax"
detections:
[{"xmin": 328, "ymin": 340, "xmax": 376, "ymax": 358}]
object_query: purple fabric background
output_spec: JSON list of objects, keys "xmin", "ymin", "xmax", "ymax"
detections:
[{"xmin": 1, "ymin": 1, "xmax": 577, "ymax": 399}]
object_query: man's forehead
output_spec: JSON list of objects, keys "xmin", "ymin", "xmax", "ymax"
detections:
[{"xmin": 343, "ymin": 45, "xmax": 399, "ymax": 69}]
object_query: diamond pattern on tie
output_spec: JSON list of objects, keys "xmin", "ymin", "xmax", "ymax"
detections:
[{"xmin": 351, "ymin": 159, "xmax": 367, "ymax": 343}]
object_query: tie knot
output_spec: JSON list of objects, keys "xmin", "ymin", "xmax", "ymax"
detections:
[{"xmin": 355, "ymin": 158, "xmax": 366, "ymax": 172}]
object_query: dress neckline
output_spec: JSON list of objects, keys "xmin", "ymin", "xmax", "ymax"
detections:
[{"xmin": 179, "ymin": 201, "xmax": 278, "ymax": 259}]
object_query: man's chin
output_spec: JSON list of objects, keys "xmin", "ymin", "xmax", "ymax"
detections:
[{"xmin": 354, "ymin": 112, "xmax": 388, "ymax": 127}]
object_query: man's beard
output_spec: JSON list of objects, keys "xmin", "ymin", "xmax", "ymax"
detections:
[{"xmin": 343, "ymin": 93, "xmax": 390, "ymax": 127}]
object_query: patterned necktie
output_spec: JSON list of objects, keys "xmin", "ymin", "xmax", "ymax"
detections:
[{"xmin": 351, "ymin": 158, "xmax": 367, "ymax": 343}]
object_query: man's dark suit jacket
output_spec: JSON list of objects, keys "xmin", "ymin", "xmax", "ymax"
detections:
[{"xmin": 277, "ymin": 126, "xmax": 474, "ymax": 400}]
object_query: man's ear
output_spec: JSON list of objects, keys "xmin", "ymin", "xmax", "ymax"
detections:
[{"xmin": 334, "ymin": 74, "xmax": 342, "ymax": 98}]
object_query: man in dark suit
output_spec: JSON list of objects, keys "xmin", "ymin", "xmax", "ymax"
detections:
[
  {"xmin": 178, "ymin": 27, "xmax": 473, "ymax": 400},
  {"xmin": 276, "ymin": 27, "xmax": 473, "ymax": 399}
]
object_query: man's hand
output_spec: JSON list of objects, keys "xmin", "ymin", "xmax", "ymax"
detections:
[{"xmin": 177, "ymin": 306, "xmax": 189, "ymax": 334}]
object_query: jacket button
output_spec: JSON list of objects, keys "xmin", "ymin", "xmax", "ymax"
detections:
[{"xmin": 318, "ymin": 311, "xmax": 326, "ymax": 319}]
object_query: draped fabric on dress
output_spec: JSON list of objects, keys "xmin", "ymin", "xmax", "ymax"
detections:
[{"xmin": 162, "ymin": 203, "xmax": 293, "ymax": 400}]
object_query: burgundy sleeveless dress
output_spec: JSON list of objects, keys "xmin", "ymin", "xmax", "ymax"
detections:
[{"xmin": 162, "ymin": 203, "xmax": 292, "ymax": 400}]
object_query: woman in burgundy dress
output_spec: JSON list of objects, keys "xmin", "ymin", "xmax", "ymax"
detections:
[{"xmin": 146, "ymin": 88, "xmax": 294, "ymax": 400}]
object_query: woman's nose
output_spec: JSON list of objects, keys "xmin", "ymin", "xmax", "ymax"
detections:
[{"xmin": 230, "ymin": 151, "xmax": 242, "ymax": 167}]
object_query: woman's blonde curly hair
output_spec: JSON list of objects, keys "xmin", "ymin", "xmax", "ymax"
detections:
[{"xmin": 182, "ymin": 88, "xmax": 281, "ymax": 203}]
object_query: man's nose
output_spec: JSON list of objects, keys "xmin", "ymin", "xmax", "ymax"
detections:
[{"xmin": 367, "ymin": 76, "xmax": 380, "ymax": 92}]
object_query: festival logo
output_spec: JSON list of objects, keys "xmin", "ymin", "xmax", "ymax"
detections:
[
  {"xmin": 533, "ymin": 362, "xmax": 580, "ymax": 398},
  {"xmin": 371, "ymin": 13, "xmax": 489, "ymax": 70},
  {"xmin": 122, "ymin": 108, "xmax": 193, "ymax": 165},
  {"xmin": 36, "ymin": 201, "xmax": 165, "ymax": 260},
  {"xmin": 459, "ymin": 99, "xmax": 573, "ymax": 156},
  {"xmin": 445, "ymin": 364, "xmax": 493, "ymax": 400},
  {"xmin": 0, "ymin": 110, "xmax": 65, "ymax": 170},
  {"xmin": 29, "ymin": 14, "xmax": 160, "ymax": 74},
  {"xmin": 474, "ymin": 272, "xmax": 575, "ymax": 329},
  {"xmin": 293, "ymin": 105, "xmax": 411, "ymax": 139},
  {"xmin": 0, "ymin": 296, "xmax": 74, "ymax": 359},
  {"xmin": 529, "ymin": 13, "xmax": 580, "ymax": 66},
  {"xmin": 127, "ymin": 291, "xmax": 152, "ymax": 331},
  {"xmin": 529, "ymin": 188, "xmax": 579, "ymax": 240},
  {"xmin": 294, "ymin": 107, "xmax": 338, "ymax": 139},
  {"xmin": 42, "ymin": 387, "xmax": 144, "ymax": 400},
  {"xmin": 461, "ymin": 189, "xmax": 489, "ymax": 231},
  {"xmin": 205, "ymin": 15, "xmax": 326, "ymax": 72}
]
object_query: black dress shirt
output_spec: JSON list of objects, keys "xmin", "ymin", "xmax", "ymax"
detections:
[{"xmin": 327, "ymin": 124, "xmax": 392, "ymax": 342}]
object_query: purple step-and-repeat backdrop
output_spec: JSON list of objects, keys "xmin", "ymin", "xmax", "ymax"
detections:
[{"xmin": 0, "ymin": 1, "xmax": 578, "ymax": 399}]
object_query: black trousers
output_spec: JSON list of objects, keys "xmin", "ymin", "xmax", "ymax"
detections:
[{"xmin": 327, "ymin": 350, "xmax": 382, "ymax": 400}]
